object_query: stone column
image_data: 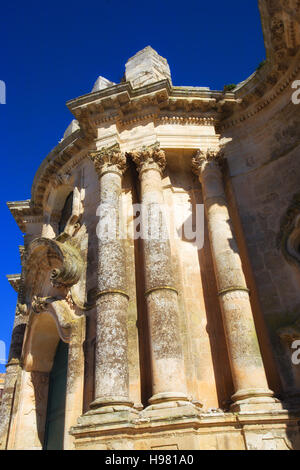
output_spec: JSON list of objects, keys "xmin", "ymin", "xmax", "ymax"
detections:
[
  {"xmin": 192, "ymin": 149, "xmax": 281, "ymax": 412},
  {"xmin": 130, "ymin": 145, "xmax": 193, "ymax": 410},
  {"xmin": 89, "ymin": 144, "xmax": 133, "ymax": 413},
  {"xmin": 0, "ymin": 248, "xmax": 28, "ymax": 449},
  {"xmin": 64, "ymin": 316, "xmax": 85, "ymax": 449}
]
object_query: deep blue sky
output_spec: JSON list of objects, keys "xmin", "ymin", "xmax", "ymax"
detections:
[{"xmin": 0, "ymin": 0, "xmax": 265, "ymax": 372}]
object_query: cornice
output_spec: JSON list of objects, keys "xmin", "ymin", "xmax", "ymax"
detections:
[
  {"xmin": 6, "ymin": 274, "xmax": 21, "ymax": 293},
  {"xmin": 7, "ymin": 200, "xmax": 42, "ymax": 232},
  {"xmin": 220, "ymin": 48, "xmax": 300, "ymax": 131},
  {"xmin": 24, "ymin": 84, "xmax": 237, "ymax": 219},
  {"xmin": 66, "ymin": 79, "xmax": 239, "ymax": 133},
  {"xmin": 219, "ymin": 0, "xmax": 300, "ymax": 130},
  {"xmin": 31, "ymin": 129, "xmax": 91, "ymax": 210}
]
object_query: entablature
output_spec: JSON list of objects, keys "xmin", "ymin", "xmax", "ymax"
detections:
[
  {"xmin": 6, "ymin": 274, "xmax": 21, "ymax": 292},
  {"xmin": 66, "ymin": 79, "xmax": 239, "ymax": 133},
  {"xmin": 7, "ymin": 200, "xmax": 42, "ymax": 233}
]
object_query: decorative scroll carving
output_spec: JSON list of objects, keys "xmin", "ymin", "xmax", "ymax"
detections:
[
  {"xmin": 31, "ymin": 296, "xmax": 57, "ymax": 314},
  {"xmin": 90, "ymin": 143, "xmax": 127, "ymax": 177},
  {"xmin": 30, "ymin": 296, "xmax": 77, "ymax": 342},
  {"xmin": 128, "ymin": 142, "xmax": 166, "ymax": 175},
  {"xmin": 50, "ymin": 242, "xmax": 83, "ymax": 287},
  {"xmin": 26, "ymin": 237, "xmax": 84, "ymax": 288}
]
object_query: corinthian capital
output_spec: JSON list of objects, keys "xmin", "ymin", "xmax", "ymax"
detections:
[
  {"xmin": 128, "ymin": 143, "xmax": 166, "ymax": 175},
  {"xmin": 191, "ymin": 149, "xmax": 225, "ymax": 177},
  {"xmin": 90, "ymin": 144, "xmax": 127, "ymax": 178}
]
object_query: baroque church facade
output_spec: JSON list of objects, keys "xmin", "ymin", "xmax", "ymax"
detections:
[{"xmin": 1, "ymin": 0, "xmax": 300, "ymax": 450}]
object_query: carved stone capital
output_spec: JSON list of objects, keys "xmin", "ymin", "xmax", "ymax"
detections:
[
  {"xmin": 191, "ymin": 149, "xmax": 225, "ymax": 177},
  {"xmin": 90, "ymin": 144, "xmax": 127, "ymax": 178},
  {"xmin": 129, "ymin": 143, "xmax": 166, "ymax": 175}
]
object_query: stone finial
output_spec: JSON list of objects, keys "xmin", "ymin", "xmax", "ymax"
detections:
[
  {"xmin": 62, "ymin": 120, "xmax": 80, "ymax": 140},
  {"xmin": 92, "ymin": 76, "xmax": 116, "ymax": 92},
  {"xmin": 128, "ymin": 143, "xmax": 166, "ymax": 175},
  {"xmin": 191, "ymin": 149, "xmax": 225, "ymax": 176},
  {"xmin": 90, "ymin": 144, "xmax": 127, "ymax": 177},
  {"xmin": 125, "ymin": 46, "xmax": 171, "ymax": 89}
]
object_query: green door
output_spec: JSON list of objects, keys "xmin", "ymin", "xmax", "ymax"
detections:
[{"xmin": 43, "ymin": 340, "xmax": 69, "ymax": 450}]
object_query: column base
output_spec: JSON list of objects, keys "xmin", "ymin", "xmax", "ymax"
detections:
[
  {"xmin": 146, "ymin": 392, "xmax": 192, "ymax": 409},
  {"xmin": 141, "ymin": 392, "xmax": 203, "ymax": 420},
  {"xmin": 89, "ymin": 396, "xmax": 136, "ymax": 414},
  {"xmin": 69, "ymin": 408, "xmax": 300, "ymax": 450},
  {"xmin": 230, "ymin": 388, "xmax": 283, "ymax": 412}
]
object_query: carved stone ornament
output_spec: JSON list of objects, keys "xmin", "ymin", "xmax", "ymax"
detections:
[
  {"xmin": 277, "ymin": 193, "xmax": 300, "ymax": 268},
  {"xmin": 30, "ymin": 296, "xmax": 78, "ymax": 342},
  {"xmin": 90, "ymin": 143, "xmax": 127, "ymax": 177},
  {"xmin": 191, "ymin": 148, "xmax": 225, "ymax": 176},
  {"xmin": 26, "ymin": 237, "xmax": 84, "ymax": 289},
  {"xmin": 15, "ymin": 303, "xmax": 28, "ymax": 317},
  {"xmin": 31, "ymin": 296, "xmax": 57, "ymax": 314},
  {"xmin": 128, "ymin": 142, "xmax": 166, "ymax": 174}
]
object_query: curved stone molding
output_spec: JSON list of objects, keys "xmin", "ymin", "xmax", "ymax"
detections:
[
  {"xmin": 277, "ymin": 193, "xmax": 300, "ymax": 268},
  {"xmin": 31, "ymin": 296, "xmax": 76, "ymax": 342},
  {"xmin": 26, "ymin": 237, "xmax": 84, "ymax": 288},
  {"xmin": 218, "ymin": 289, "xmax": 250, "ymax": 300}
]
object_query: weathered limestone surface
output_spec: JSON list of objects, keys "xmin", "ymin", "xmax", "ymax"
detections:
[
  {"xmin": 129, "ymin": 145, "xmax": 191, "ymax": 410},
  {"xmin": 88, "ymin": 145, "xmax": 133, "ymax": 412},
  {"xmin": 192, "ymin": 150, "xmax": 281, "ymax": 412}
]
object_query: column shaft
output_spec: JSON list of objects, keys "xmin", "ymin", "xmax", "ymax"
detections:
[
  {"xmin": 192, "ymin": 150, "xmax": 280, "ymax": 411},
  {"xmin": 131, "ymin": 145, "xmax": 192, "ymax": 409},
  {"xmin": 90, "ymin": 145, "xmax": 132, "ymax": 411}
]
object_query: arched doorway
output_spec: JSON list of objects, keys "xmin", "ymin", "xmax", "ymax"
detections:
[{"xmin": 43, "ymin": 340, "xmax": 69, "ymax": 450}]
